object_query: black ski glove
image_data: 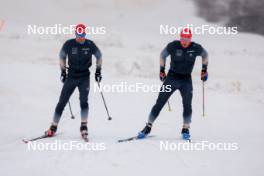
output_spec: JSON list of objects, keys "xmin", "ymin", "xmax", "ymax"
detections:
[
  {"xmin": 60, "ymin": 70, "xmax": 67, "ymax": 83},
  {"xmin": 95, "ymin": 68, "xmax": 102, "ymax": 82},
  {"xmin": 201, "ymin": 64, "xmax": 208, "ymax": 82}
]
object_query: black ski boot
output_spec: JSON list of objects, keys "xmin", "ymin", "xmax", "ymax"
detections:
[
  {"xmin": 138, "ymin": 123, "xmax": 152, "ymax": 139},
  {"xmin": 45, "ymin": 124, "xmax": 57, "ymax": 137},
  {"xmin": 80, "ymin": 122, "xmax": 88, "ymax": 140},
  {"xmin": 181, "ymin": 127, "xmax": 190, "ymax": 140}
]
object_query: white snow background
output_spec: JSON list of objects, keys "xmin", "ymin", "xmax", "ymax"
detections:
[{"xmin": 0, "ymin": 0, "xmax": 264, "ymax": 175}]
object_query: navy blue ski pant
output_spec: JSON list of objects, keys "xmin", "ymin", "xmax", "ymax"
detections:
[
  {"xmin": 53, "ymin": 77, "xmax": 90, "ymax": 123},
  {"xmin": 148, "ymin": 75, "xmax": 193, "ymax": 124}
]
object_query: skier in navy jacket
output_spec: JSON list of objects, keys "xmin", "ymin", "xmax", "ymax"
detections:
[
  {"xmin": 46, "ymin": 24, "xmax": 102, "ymax": 139},
  {"xmin": 138, "ymin": 28, "xmax": 209, "ymax": 140}
]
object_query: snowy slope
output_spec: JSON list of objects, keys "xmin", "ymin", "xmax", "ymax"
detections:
[{"xmin": 0, "ymin": 0, "xmax": 264, "ymax": 176}]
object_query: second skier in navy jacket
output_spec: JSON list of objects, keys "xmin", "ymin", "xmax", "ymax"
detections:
[{"xmin": 138, "ymin": 28, "xmax": 209, "ymax": 140}]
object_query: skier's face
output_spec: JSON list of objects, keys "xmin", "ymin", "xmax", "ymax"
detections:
[
  {"xmin": 75, "ymin": 32, "xmax": 86, "ymax": 43},
  {"xmin": 76, "ymin": 37, "xmax": 85, "ymax": 43},
  {"xmin": 180, "ymin": 37, "xmax": 191, "ymax": 48}
]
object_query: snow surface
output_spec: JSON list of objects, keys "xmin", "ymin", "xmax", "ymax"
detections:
[{"xmin": 0, "ymin": 0, "xmax": 264, "ymax": 175}]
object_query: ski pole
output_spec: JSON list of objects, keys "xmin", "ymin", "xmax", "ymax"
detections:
[
  {"xmin": 68, "ymin": 100, "xmax": 75, "ymax": 119},
  {"xmin": 97, "ymin": 82, "xmax": 112, "ymax": 120},
  {"xmin": 162, "ymin": 79, "xmax": 172, "ymax": 112},
  {"xmin": 167, "ymin": 100, "xmax": 172, "ymax": 112},
  {"xmin": 202, "ymin": 81, "xmax": 205, "ymax": 117}
]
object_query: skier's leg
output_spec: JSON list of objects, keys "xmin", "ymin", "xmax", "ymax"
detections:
[
  {"xmin": 179, "ymin": 79, "xmax": 193, "ymax": 126},
  {"xmin": 78, "ymin": 77, "xmax": 90, "ymax": 123},
  {"xmin": 148, "ymin": 77, "xmax": 178, "ymax": 124},
  {"xmin": 179, "ymin": 79, "xmax": 193, "ymax": 140},
  {"xmin": 53, "ymin": 78, "xmax": 77, "ymax": 124},
  {"xmin": 138, "ymin": 77, "xmax": 178, "ymax": 138}
]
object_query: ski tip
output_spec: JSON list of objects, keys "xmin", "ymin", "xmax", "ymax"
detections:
[
  {"xmin": 22, "ymin": 139, "xmax": 29, "ymax": 143},
  {"xmin": 117, "ymin": 139, "xmax": 126, "ymax": 143},
  {"xmin": 117, "ymin": 137, "xmax": 136, "ymax": 143},
  {"xmin": 117, "ymin": 135, "xmax": 154, "ymax": 143}
]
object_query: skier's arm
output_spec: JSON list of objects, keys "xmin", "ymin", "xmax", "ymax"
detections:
[
  {"xmin": 59, "ymin": 53, "xmax": 66, "ymax": 71},
  {"xmin": 160, "ymin": 47, "xmax": 169, "ymax": 70},
  {"xmin": 59, "ymin": 43, "xmax": 68, "ymax": 71},
  {"xmin": 201, "ymin": 48, "xmax": 208, "ymax": 70},
  {"xmin": 200, "ymin": 48, "xmax": 209, "ymax": 81},
  {"xmin": 159, "ymin": 47, "xmax": 169, "ymax": 81},
  {"xmin": 91, "ymin": 41, "xmax": 102, "ymax": 70},
  {"xmin": 59, "ymin": 42, "xmax": 68, "ymax": 83},
  {"xmin": 93, "ymin": 44, "xmax": 102, "ymax": 82},
  {"xmin": 94, "ymin": 49, "xmax": 102, "ymax": 70}
]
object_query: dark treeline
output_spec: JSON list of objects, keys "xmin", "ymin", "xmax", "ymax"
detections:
[{"xmin": 194, "ymin": 0, "xmax": 264, "ymax": 35}]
